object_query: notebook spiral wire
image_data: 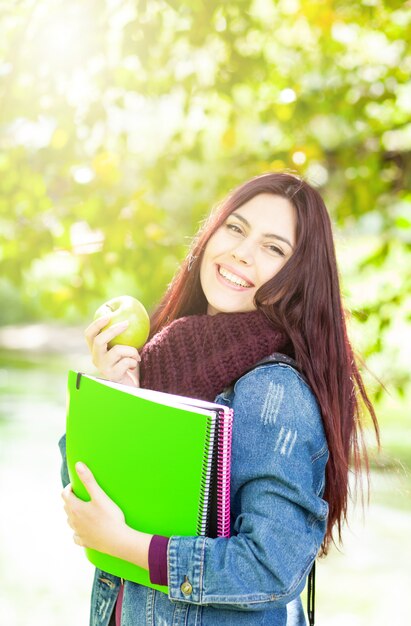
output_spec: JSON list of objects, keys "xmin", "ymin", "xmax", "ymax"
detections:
[
  {"xmin": 217, "ymin": 408, "xmax": 233, "ymax": 538},
  {"xmin": 197, "ymin": 417, "xmax": 216, "ymax": 536}
]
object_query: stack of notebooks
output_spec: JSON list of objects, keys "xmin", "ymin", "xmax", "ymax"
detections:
[{"xmin": 65, "ymin": 370, "xmax": 233, "ymax": 594}]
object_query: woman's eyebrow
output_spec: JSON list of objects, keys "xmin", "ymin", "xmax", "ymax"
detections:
[{"xmin": 230, "ymin": 212, "xmax": 294, "ymax": 250}]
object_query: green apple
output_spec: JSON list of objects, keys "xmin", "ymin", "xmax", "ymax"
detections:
[{"xmin": 94, "ymin": 295, "xmax": 150, "ymax": 350}]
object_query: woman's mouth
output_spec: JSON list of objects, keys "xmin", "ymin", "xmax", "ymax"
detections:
[{"xmin": 216, "ymin": 265, "xmax": 254, "ymax": 290}]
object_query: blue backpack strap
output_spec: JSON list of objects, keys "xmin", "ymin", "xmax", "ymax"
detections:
[{"xmin": 248, "ymin": 352, "xmax": 316, "ymax": 626}]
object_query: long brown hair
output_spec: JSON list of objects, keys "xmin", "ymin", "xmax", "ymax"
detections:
[{"xmin": 150, "ymin": 171, "xmax": 379, "ymax": 553}]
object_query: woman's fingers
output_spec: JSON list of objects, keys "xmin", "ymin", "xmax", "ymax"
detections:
[
  {"xmin": 93, "ymin": 321, "xmax": 130, "ymax": 349},
  {"xmin": 111, "ymin": 358, "xmax": 139, "ymax": 379},
  {"xmin": 91, "ymin": 322, "xmax": 130, "ymax": 370},
  {"xmin": 97, "ymin": 346, "xmax": 139, "ymax": 379},
  {"xmin": 106, "ymin": 344, "xmax": 141, "ymax": 365},
  {"xmin": 84, "ymin": 315, "xmax": 141, "ymax": 384},
  {"xmin": 64, "ymin": 509, "xmax": 75, "ymax": 530},
  {"xmin": 84, "ymin": 315, "xmax": 111, "ymax": 350},
  {"xmin": 125, "ymin": 369, "xmax": 139, "ymax": 387}
]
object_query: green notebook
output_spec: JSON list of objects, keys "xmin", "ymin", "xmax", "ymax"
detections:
[{"xmin": 65, "ymin": 370, "xmax": 233, "ymax": 593}]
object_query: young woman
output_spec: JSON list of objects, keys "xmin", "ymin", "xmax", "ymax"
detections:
[{"xmin": 60, "ymin": 172, "xmax": 379, "ymax": 626}]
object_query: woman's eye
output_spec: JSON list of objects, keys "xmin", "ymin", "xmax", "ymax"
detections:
[
  {"xmin": 226, "ymin": 223, "xmax": 243, "ymax": 234},
  {"xmin": 266, "ymin": 244, "xmax": 285, "ymax": 256}
]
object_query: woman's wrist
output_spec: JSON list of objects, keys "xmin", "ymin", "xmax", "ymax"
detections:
[{"xmin": 112, "ymin": 525, "xmax": 153, "ymax": 571}]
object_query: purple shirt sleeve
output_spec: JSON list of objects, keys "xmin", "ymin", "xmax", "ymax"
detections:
[
  {"xmin": 115, "ymin": 534, "xmax": 170, "ymax": 625},
  {"xmin": 115, "ymin": 583, "xmax": 124, "ymax": 626},
  {"xmin": 148, "ymin": 535, "xmax": 170, "ymax": 586}
]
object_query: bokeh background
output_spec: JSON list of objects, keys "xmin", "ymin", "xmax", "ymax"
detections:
[{"xmin": 1, "ymin": 0, "xmax": 410, "ymax": 624}]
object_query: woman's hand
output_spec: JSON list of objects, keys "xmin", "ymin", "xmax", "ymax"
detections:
[
  {"xmin": 62, "ymin": 463, "xmax": 152, "ymax": 569},
  {"xmin": 84, "ymin": 315, "xmax": 140, "ymax": 386},
  {"xmin": 62, "ymin": 462, "xmax": 127, "ymax": 555}
]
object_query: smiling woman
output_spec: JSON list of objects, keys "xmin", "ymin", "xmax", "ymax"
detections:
[
  {"xmin": 60, "ymin": 171, "xmax": 379, "ymax": 626},
  {"xmin": 200, "ymin": 193, "xmax": 296, "ymax": 315}
]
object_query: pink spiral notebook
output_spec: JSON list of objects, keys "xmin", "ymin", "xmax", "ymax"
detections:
[{"xmin": 66, "ymin": 372, "xmax": 233, "ymax": 593}]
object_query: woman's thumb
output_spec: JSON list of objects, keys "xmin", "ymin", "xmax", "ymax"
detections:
[{"xmin": 75, "ymin": 462, "xmax": 101, "ymax": 499}]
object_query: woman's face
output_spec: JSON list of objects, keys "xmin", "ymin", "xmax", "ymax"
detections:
[{"xmin": 200, "ymin": 193, "xmax": 296, "ymax": 315}]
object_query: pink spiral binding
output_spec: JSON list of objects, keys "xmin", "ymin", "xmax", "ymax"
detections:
[{"xmin": 216, "ymin": 408, "xmax": 233, "ymax": 538}]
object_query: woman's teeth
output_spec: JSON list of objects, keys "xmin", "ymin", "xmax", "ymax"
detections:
[{"xmin": 218, "ymin": 266, "xmax": 252, "ymax": 288}]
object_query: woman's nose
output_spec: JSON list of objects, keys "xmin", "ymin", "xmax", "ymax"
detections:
[{"xmin": 231, "ymin": 240, "xmax": 254, "ymax": 265}]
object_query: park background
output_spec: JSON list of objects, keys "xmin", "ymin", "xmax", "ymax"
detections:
[{"xmin": 0, "ymin": 0, "xmax": 410, "ymax": 624}]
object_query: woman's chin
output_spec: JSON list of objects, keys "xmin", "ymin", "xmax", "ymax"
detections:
[{"xmin": 206, "ymin": 300, "xmax": 255, "ymax": 315}]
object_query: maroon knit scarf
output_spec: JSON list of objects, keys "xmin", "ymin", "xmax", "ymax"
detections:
[{"xmin": 140, "ymin": 310, "xmax": 289, "ymax": 401}]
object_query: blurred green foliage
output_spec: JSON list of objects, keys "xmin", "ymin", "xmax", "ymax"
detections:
[{"xmin": 0, "ymin": 0, "xmax": 410, "ymax": 393}]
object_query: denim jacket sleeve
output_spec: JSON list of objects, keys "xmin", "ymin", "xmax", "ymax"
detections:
[{"xmin": 167, "ymin": 364, "xmax": 329, "ymax": 610}]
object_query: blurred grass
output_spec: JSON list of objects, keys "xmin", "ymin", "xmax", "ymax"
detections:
[
  {"xmin": 367, "ymin": 390, "xmax": 411, "ymax": 514},
  {"xmin": 369, "ymin": 387, "xmax": 411, "ymax": 476}
]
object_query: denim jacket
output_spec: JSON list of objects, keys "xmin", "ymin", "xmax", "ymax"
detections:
[{"xmin": 59, "ymin": 362, "xmax": 329, "ymax": 626}]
